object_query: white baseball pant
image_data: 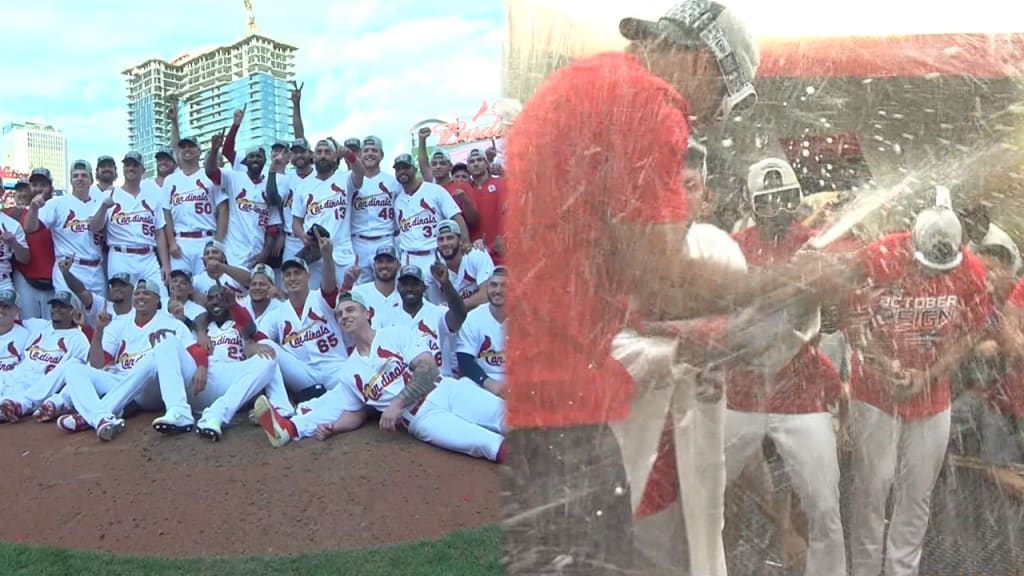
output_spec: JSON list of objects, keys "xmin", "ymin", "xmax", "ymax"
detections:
[
  {"xmin": 265, "ymin": 341, "xmax": 347, "ymax": 393},
  {"xmin": 51, "ymin": 259, "xmax": 105, "ymax": 300},
  {"xmin": 12, "ymin": 272, "xmax": 52, "ymax": 320},
  {"xmin": 400, "ymin": 251, "xmax": 442, "ymax": 303},
  {"xmin": 352, "ymin": 236, "xmax": 395, "ymax": 285},
  {"xmin": 724, "ymin": 409, "xmax": 846, "ymax": 576},
  {"xmin": 0, "ymin": 361, "xmax": 80, "ymax": 414},
  {"xmin": 170, "ymin": 233, "xmax": 215, "ymax": 277},
  {"xmin": 190, "ymin": 356, "xmax": 293, "ymax": 423},
  {"xmin": 305, "ymin": 257, "xmax": 354, "ymax": 291},
  {"xmin": 609, "ymin": 329, "xmax": 728, "ymax": 576},
  {"xmin": 64, "ymin": 336, "xmax": 196, "ymax": 428},
  {"xmin": 406, "ymin": 377, "xmax": 505, "ymax": 461},
  {"xmin": 226, "ymin": 245, "xmax": 262, "ymax": 273},
  {"xmin": 107, "ymin": 249, "xmax": 167, "ymax": 297},
  {"xmin": 848, "ymin": 400, "xmax": 951, "ymax": 576}
]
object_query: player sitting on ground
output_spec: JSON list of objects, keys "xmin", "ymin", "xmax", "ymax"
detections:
[
  {"xmin": 58, "ymin": 259, "xmax": 134, "ymax": 326},
  {"xmin": 456, "ymin": 267, "xmax": 506, "ymax": 397},
  {"xmin": 164, "ymin": 269, "xmax": 205, "ymax": 327},
  {"xmin": 60, "ymin": 278, "xmax": 207, "ymax": 441},
  {"xmin": 237, "ymin": 263, "xmax": 282, "ymax": 329},
  {"xmin": 252, "ymin": 291, "xmax": 506, "ymax": 461},
  {"xmin": 389, "ymin": 262, "xmax": 467, "ymax": 378},
  {"xmin": 188, "ymin": 284, "xmax": 292, "ymax": 441},
  {"xmin": 191, "ymin": 240, "xmax": 249, "ymax": 305},
  {"xmin": 0, "ymin": 291, "xmax": 89, "ymax": 423}
]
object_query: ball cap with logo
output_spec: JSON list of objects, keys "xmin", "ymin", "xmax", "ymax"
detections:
[
  {"xmin": 437, "ymin": 219, "xmax": 462, "ymax": 237},
  {"xmin": 337, "ymin": 290, "xmax": 370, "ymax": 310},
  {"xmin": 29, "ymin": 167, "xmax": 53, "ymax": 183},
  {"xmin": 135, "ymin": 278, "xmax": 163, "ymax": 297},
  {"xmin": 281, "ymin": 257, "xmax": 310, "ymax": 273},
  {"xmin": 48, "ymin": 291, "xmax": 76, "ymax": 308},
  {"xmin": 398, "ymin": 265, "xmax": 424, "ymax": 283},
  {"xmin": 0, "ymin": 290, "xmax": 18, "ymax": 307},
  {"xmin": 108, "ymin": 272, "xmax": 134, "ymax": 286},
  {"xmin": 619, "ymin": 0, "xmax": 760, "ymax": 119},
  {"xmin": 913, "ymin": 187, "xmax": 964, "ymax": 271},
  {"xmin": 393, "ymin": 154, "xmax": 415, "ymax": 169},
  {"xmin": 374, "ymin": 245, "xmax": 398, "ymax": 260},
  {"xmin": 251, "ymin": 263, "xmax": 275, "ymax": 280}
]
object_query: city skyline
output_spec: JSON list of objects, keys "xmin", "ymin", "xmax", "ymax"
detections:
[
  {"xmin": 1, "ymin": 122, "xmax": 68, "ymax": 189},
  {"xmin": 0, "ymin": 1, "xmax": 505, "ymax": 179}
]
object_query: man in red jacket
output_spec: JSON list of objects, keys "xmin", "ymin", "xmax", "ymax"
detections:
[
  {"xmin": 6, "ymin": 168, "xmax": 55, "ymax": 320},
  {"xmin": 503, "ymin": 1, "xmax": 763, "ymax": 573}
]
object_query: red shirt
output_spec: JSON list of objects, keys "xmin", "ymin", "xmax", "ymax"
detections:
[
  {"xmin": 467, "ymin": 176, "xmax": 507, "ymax": 265},
  {"xmin": 726, "ymin": 223, "xmax": 842, "ymax": 413},
  {"xmin": 989, "ymin": 279, "xmax": 1024, "ymax": 417},
  {"xmin": 442, "ymin": 180, "xmax": 474, "ymax": 218},
  {"xmin": 4, "ymin": 207, "xmax": 54, "ymax": 282},
  {"xmin": 505, "ymin": 52, "xmax": 691, "ymax": 428},
  {"xmin": 847, "ymin": 232, "xmax": 989, "ymax": 420}
]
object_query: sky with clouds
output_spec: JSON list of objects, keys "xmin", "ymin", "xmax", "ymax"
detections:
[{"xmin": 0, "ymin": 0, "xmax": 506, "ymax": 176}]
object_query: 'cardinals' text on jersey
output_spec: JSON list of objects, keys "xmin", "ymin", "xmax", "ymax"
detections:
[
  {"xmin": 457, "ymin": 305, "xmax": 505, "ymax": 382},
  {"xmin": 394, "ymin": 182, "xmax": 461, "ymax": 253},
  {"xmin": 106, "ymin": 183, "xmax": 166, "ymax": 248},
  {"xmin": 332, "ymin": 326, "xmax": 429, "ymax": 412},
  {"xmin": 0, "ymin": 324, "xmax": 30, "ymax": 373},
  {"xmin": 206, "ymin": 305, "xmax": 259, "ymax": 364},
  {"xmin": 15, "ymin": 326, "xmax": 89, "ymax": 377},
  {"xmin": 101, "ymin": 310, "xmax": 193, "ymax": 374},
  {"xmin": 37, "ymin": 192, "xmax": 104, "ymax": 260},
  {"xmin": 351, "ymin": 173, "xmax": 401, "ymax": 238},
  {"xmin": 162, "ymin": 168, "xmax": 226, "ymax": 233},
  {"xmin": 215, "ymin": 168, "xmax": 271, "ymax": 267},
  {"xmin": 261, "ymin": 289, "xmax": 347, "ymax": 366},
  {"xmin": 290, "ymin": 172, "xmax": 355, "ymax": 263},
  {"xmin": 446, "ymin": 249, "xmax": 496, "ymax": 301},
  {"xmin": 388, "ymin": 302, "xmax": 459, "ymax": 377}
]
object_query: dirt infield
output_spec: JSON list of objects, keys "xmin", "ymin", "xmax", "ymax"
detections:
[{"xmin": 0, "ymin": 413, "xmax": 501, "ymax": 557}]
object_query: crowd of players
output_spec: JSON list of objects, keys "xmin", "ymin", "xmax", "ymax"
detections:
[{"xmin": 0, "ymin": 84, "xmax": 509, "ymax": 465}]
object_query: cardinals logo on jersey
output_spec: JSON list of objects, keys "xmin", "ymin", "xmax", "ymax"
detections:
[
  {"xmin": 477, "ymin": 335, "xmax": 504, "ymax": 369},
  {"xmin": 26, "ymin": 336, "xmax": 67, "ymax": 374},
  {"xmin": 170, "ymin": 181, "xmax": 211, "ymax": 206},
  {"xmin": 235, "ymin": 189, "xmax": 268, "ymax": 216},
  {"xmin": 0, "ymin": 340, "xmax": 22, "ymax": 371},
  {"xmin": 458, "ymin": 272, "xmax": 479, "ymax": 300},
  {"xmin": 114, "ymin": 339, "xmax": 148, "ymax": 370},
  {"xmin": 62, "ymin": 210, "xmax": 90, "ymax": 233},
  {"xmin": 281, "ymin": 316, "xmax": 334, "ymax": 349},
  {"xmin": 398, "ymin": 199, "xmax": 438, "ymax": 233},
  {"xmin": 354, "ymin": 349, "xmax": 411, "ymax": 401},
  {"xmin": 417, "ymin": 320, "xmax": 438, "ymax": 341},
  {"xmin": 110, "ymin": 203, "xmax": 156, "ymax": 228},
  {"xmin": 305, "ymin": 188, "xmax": 346, "ymax": 217},
  {"xmin": 352, "ymin": 182, "xmax": 395, "ymax": 211}
]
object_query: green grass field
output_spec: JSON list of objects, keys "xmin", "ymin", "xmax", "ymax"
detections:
[{"xmin": 0, "ymin": 526, "xmax": 501, "ymax": 576}]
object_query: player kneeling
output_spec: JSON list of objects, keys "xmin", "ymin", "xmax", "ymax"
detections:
[
  {"xmin": 252, "ymin": 291, "xmax": 505, "ymax": 461},
  {"xmin": 190, "ymin": 284, "xmax": 293, "ymax": 441}
]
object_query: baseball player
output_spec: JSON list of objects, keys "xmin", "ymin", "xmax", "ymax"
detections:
[
  {"xmin": 254, "ymin": 231, "xmax": 347, "ymax": 400},
  {"xmin": 251, "ymin": 291, "xmax": 506, "ymax": 462},
  {"xmin": 191, "ymin": 240, "xmax": 249, "ymax": 303},
  {"xmin": 190, "ymin": 284, "xmax": 292, "ymax": 441},
  {"xmin": 164, "ymin": 269, "xmax": 205, "ymax": 327},
  {"xmin": 206, "ymin": 134, "xmax": 272, "ymax": 270},
  {"xmin": 0, "ymin": 291, "xmax": 31, "ymax": 375},
  {"xmin": 290, "ymin": 139, "xmax": 362, "ymax": 288},
  {"xmin": 464, "ymin": 148, "xmax": 507, "ymax": 264},
  {"xmin": 162, "ymin": 135, "xmax": 228, "ymax": 277},
  {"xmin": 350, "ymin": 135, "xmax": 401, "ymax": 285},
  {"xmin": 238, "ymin": 263, "xmax": 283, "ymax": 329},
  {"xmin": 91, "ymin": 151, "xmax": 170, "ymax": 296},
  {"xmin": 350, "ymin": 245, "xmax": 401, "ymax": 328},
  {"xmin": 723, "ymin": 158, "xmax": 846, "ymax": 576},
  {"xmin": 272, "ymin": 139, "xmax": 315, "ymax": 270},
  {"xmin": 389, "ymin": 263, "xmax": 468, "ymax": 378},
  {"xmin": 456, "ymin": 267, "xmax": 506, "ymax": 397},
  {"xmin": 0, "ymin": 292, "xmax": 89, "ymax": 423},
  {"xmin": 6, "ymin": 167, "xmax": 56, "ymax": 320},
  {"xmin": 60, "ymin": 278, "xmax": 205, "ymax": 441},
  {"xmin": 91, "ymin": 155, "xmax": 117, "ymax": 195},
  {"xmin": 844, "ymin": 196, "xmax": 990, "ymax": 576},
  {"xmin": 24, "ymin": 159, "xmax": 106, "ymax": 297},
  {"xmin": 415, "ymin": 128, "xmax": 481, "ymax": 232},
  {"xmin": 57, "ymin": 260, "xmax": 134, "ymax": 327},
  {"xmin": 0, "ymin": 201, "xmax": 30, "ymax": 292},
  {"xmin": 392, "ymin": 153, "xmax": 467, "ymax": 304},
  {"xmin": 435, "ymin": 219, "xmax": 495, "ymax": 309},
  {"xmin": 151, "ymin": 147, "xmax": 177, "ymax": 189}
]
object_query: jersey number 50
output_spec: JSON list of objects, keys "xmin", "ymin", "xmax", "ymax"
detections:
[{"xmin": 195, "ymin": 202, "xmax": 214, "ymax": 215}]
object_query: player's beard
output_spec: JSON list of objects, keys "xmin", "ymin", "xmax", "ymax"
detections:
[{"xmin": 315, "ymin": 158, "xmax": 334, "ymax": 175}]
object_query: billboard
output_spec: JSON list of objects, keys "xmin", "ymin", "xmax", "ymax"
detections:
[{"xmin": 410, "ymin": 99, "xmax": 514, "ymax": 164}]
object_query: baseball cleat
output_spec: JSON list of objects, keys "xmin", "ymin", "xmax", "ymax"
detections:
[
  {"xmin": 96, "ymin": 417, "xmax": 126, "ymax": 442},
  {"xmin": 196, "ymin": 418, "xmax": 222, "ymax": 442},
  {"xmin": 152, "ymin": 412, "xmax": 195, "ymax": 435},
  {"xmin": 57, "ymin": 413, "xmax": 90, "ymax": 433},
  {"xmin": 0, "ymin": 399, "xmax": 24, "ymax": 423},
  {"xmin": 248, "ymin": 408, "xmax": 259, "ymax": 426},
  {"xmin": 252, "ymin": 395, "xmax": 296, "ymax": 448},
  {"xmin": 33, "ymin": 401, "xmax": 60, "ymax": 423}
]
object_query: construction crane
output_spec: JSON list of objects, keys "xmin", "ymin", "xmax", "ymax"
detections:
[{"xmin": 244, "ymin": 0, "xmax": 258, "ymax": 35}]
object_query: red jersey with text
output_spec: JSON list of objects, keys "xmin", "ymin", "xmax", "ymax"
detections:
[
  {"xmin": 727, "ymin": 223, "xmax": 841, "ymax": 413},
  {"xmin": 505, "ymin": 52, "xmax": 691, "ymax": 427},
  {"xmin": 847, "ymin": 232, "xmax": 990, "ymax": 419}
]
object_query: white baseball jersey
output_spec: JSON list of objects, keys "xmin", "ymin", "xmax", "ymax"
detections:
[
  {"xmin": 239, "ymin": 296, "xmax": 281, "ymax": 333},
  {"xmin": 85, "ymin": 297, "xmax": 133, "ymax": 328},
  {"xmin": 351, "ymin": 172, "xmax": 400, "ymax": 238},
  {"xmin": 456, "ymin": 305, "xmax": 506, "ymax": 382},
  {"xmin": 163, "ymin": 168, "xmax": 225, "ymax": 233},
  {"xmin": 261, "ymin": 289, "xmax": 347, "ymax": 367},
  {"xmin": 394, "ymin": 182, "xmax": 461, "ymax": 253},
  {"xmin": 216, "ymin": 168, "xmax": 270, "ymax": 264},
  {"xmin": 290, "ymin": 172, "xmax": 355, "ymax": 263},
  {"xmin": 206, "ymin": 304, "xmax": 258, "ymax": 364},
  {"xmin": 330, "ymin": 326, "xmax": 429, "ymax": 413},
  {"xmin": 37, "ymin": 192, "xmax": 104, "ymax": 261},
  {"xmin": 160, "ymin": 297, "xmax": 205, "ymax": 323},
  {"xmin": 446, "ymin": 250, "xmax": 496, "ymax": 301},
  {"xmin": 0, "ymin": 324, "xmax": 30, "ymax": 373},
  {"xmin": 18, "ymin": 325, "xmax": 90, "ymax": 377},
  {"xmin": 101, "ymin": 310, "xmax": 193, "ymax": 375},
  {"xmin": 0, "ymin": 212, "xmax": 28, "ymax": 280},
  {"xmin": 389, "ymin": 302, "xmax": 459, "ymax": 378},
  {"xmin": 106, "ymin": 182, "xmax": 166, "ymax": 248},
  {"xmin": 283, "ymin": 171, "xmax": 315, "ymax": 235},
  {"xmin": 351, "ymin": 282, "xmax": 400, "ymax": 329},
  {"xmin": 193, "ymin": 271, "xmax": 245, "ymax": 299}
]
